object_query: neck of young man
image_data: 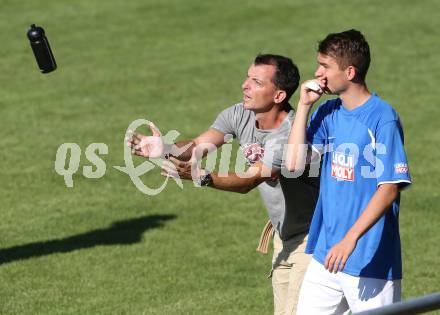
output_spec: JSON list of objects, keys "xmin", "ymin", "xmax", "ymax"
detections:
[
  {"xmin": 339, "ymin": 83, "xmax": 372, "ymax": 111},
  {"xmin": 254, "ymin": 103, "xmax": 290, "ymax": 130}
]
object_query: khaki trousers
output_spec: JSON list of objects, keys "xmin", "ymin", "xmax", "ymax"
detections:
[{"xmin": 271, "ymin": 232, "xmax": 311, "ymax": 315}]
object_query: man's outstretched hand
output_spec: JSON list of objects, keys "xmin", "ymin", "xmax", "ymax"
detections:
[
  {"xmin": 126, "ymin": 123, "xmax": 164, "ymax": 158},
  {"xmin": 161, "ymin": 148, "xmax": 202, "ymax": 181}
]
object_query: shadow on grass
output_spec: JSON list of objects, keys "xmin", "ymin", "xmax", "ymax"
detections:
[{"xmin": 0, "ymin": 214, "xmax": 176, "ymax": 265}]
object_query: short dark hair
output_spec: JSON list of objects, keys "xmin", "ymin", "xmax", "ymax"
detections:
[
  {"xmin": 254, "ymin": 54, "xmax": 300, "ymax": 102},
  {"xmin": 318, "ymin": 29, "xmax": 370, "ymax": 81}
]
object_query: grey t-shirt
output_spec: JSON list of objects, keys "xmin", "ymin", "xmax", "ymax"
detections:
[{"xmin": 211, "ymin": 103, "xmax": 318, "ymax": 240}]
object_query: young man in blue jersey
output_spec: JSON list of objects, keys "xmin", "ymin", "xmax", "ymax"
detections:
[{"xmin": 286, "ymin": 29, "xmax": 411, "ymax": 314}]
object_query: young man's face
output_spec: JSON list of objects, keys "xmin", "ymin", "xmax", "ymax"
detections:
[
  {"xmin": 242, "ymin": 64, "xmax": 279, "ymax": 112},
  {"xmin": 315, "ymin": 53, "xmax": 349, "ymax": 95}
]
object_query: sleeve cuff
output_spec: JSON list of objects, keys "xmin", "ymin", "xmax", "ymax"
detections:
[{"xmin": 377, "ymin": 180, "xmax": 412, "ymax": 191}]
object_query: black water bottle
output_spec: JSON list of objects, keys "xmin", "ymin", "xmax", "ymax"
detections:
[{"xmin": 27, "ymin": 24, "xmax": 57, "ymax": 73}]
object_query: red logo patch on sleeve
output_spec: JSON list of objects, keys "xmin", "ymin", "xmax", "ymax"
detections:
[{"xmin": 394, "ymin": 163, "xmax": 408, "ymax": 174}]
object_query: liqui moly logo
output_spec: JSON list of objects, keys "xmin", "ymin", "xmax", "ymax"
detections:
[
  {"xmin": 394, "ymin": 163, "xmax": 408, "ymax": 174},
  {"xmin": 331, "ymin": 151, "xmax": 355, "ymax": 181}
]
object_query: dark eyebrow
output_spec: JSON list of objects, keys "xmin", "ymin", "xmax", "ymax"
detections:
[{"xmin": 246, "ymin": 73, "xmax": 264, "ymax": 84}]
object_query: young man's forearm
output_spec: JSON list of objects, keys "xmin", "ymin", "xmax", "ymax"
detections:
[
  {"xmin": 286, "ymin": 103, "xmax": 312, "ymax": 171},
  {"xmin": 324, "ymin": 183, "xmax": 400, "ymax": 272},
  {"xmin": 344, "ymin": 184, "xmax": 399, "ymax": 242}
]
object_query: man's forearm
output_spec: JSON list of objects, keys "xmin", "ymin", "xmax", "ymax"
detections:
[
  {"xmin": 165, "ymin": 154, "xmax": 273, "ymax": 193},
  {"xmin": 207, "ymin": 171, "xmax": 265, "ymax": 194},
  {"xmin": 170, "ymin": 140, "xmax": 195, "ymax": 161},
  {"xmin": 171, "ymin": 140, "xmax": 220, "ymax": 162}
]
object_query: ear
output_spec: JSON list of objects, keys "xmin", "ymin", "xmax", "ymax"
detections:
[
  {"xmin": 345, "ymin": 66, "xmax": 357, "ymax": 81},
  {"xmin": 274, "ymin": 90, "xmax": 287, "ymax": 104}
]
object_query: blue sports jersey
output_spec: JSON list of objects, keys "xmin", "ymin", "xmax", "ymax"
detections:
[{"xmin": 306, "ymin": 93, "xmax": 411, "ymax": 280}]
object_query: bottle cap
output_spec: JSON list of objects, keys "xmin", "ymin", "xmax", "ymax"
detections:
[{"xmin": 27, "ymin": 24, "xmax": 45, "ymax": 42}]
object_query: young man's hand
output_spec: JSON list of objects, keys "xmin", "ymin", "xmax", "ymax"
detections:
[
  {"xmin": 127, "ymin": 123, "xmax": 164, "ymax": 158},
  {"xmin": 299, "ymin": 80, "xmax": 326, "ymax": 107},
  {"xmin": 324, "ymin": 233, "xmax": 358, "ymax": 273}
]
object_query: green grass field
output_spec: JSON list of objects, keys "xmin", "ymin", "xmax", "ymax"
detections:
[{"xmin": 0, "ymin": 0, "xmax": 439, "ymax": 314}]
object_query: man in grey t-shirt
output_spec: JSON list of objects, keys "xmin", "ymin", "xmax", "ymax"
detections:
[{"xmin": 128, "ymin": 54, "xmax": 318, "ymax": 314}]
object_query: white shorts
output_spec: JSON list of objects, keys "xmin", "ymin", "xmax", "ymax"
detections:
[{"xmin": 297, "ymin": 258, "xmax": 401, "ymax": 315}]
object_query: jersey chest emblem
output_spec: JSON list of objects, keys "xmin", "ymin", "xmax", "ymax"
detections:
[
  {"xmin": 242, "ymin": 143, "xmax": 264, "ymax": 164},
  {"xmin": 331, "ymin": 151, "xmax": 355, "ymax": 181}
]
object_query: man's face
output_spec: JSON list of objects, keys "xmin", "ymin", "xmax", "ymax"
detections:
[
  {"xmin": 242, "ymin": 64, "xmax": 279, "ymax": 112},
  {"xmin": 315, "ymin": 53, "xmax": 349, "ymax": 95}
]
